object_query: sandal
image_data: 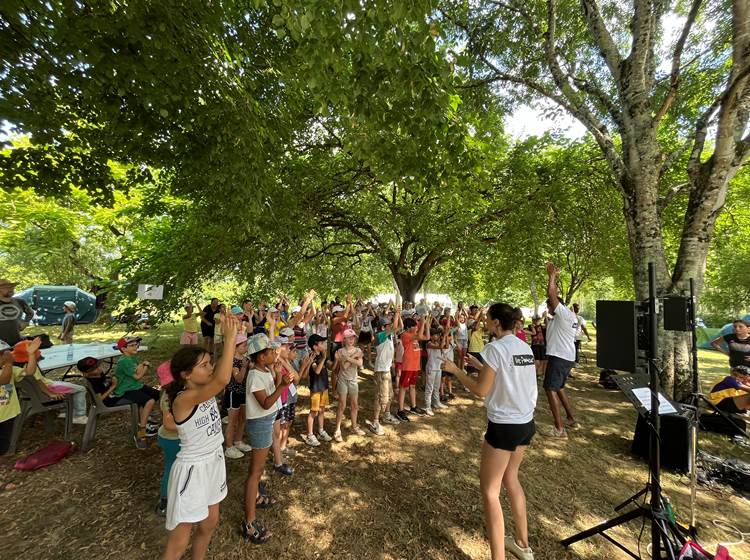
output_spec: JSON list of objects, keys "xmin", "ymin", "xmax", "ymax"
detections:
[
  {"xmin": 565, "ymin": 419, "xmax": 580, "ymax": 430},
  {"xmin": 255, "ymin": 493, "xmax": 276, "ymax": 509},
  {"xmin": 242, "ymin": 519, "xmax": 272, "ymax": 544}
]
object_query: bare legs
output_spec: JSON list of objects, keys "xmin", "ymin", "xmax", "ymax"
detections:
[
  {"xmin": 162, "ymin": 504, "xmax": 220, "ymax": 560},
  {"xmin": 545, "ymin": 388, "xmax": 576, "ymax": 431}
]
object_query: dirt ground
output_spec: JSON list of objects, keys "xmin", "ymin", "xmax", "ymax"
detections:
[{"xmin": 1, "ymin": 324, "xmax": 748, "ymax": 560}]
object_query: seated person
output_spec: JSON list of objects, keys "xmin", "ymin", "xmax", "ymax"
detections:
[
  {"xmin": 112, "ymin": 336, "xmax": 159, "ymax": 440},
  {"xmin": 77, "ymin": 357, "xmax": 124, "ymax": 406},
  {"xmin": 12, "ymin": 340, "xmax": 88, "ymax": 425},
  {"xmin": 708, "ymin": 365, "xmax": 750, "ymax": 414}
]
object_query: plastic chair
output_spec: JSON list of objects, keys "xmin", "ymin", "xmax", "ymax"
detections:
[
  {"xmin": 80, "ymin": 378, "xmax": 139, "ymax": 452},
  {"xmin": 8, "ymin": 377, "xmax": 73, "ymax": 454}
]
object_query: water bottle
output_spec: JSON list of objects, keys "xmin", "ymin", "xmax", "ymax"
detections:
[{"xmin": 66, "ymin": 344, "xmax": 74, "ymax": 361}]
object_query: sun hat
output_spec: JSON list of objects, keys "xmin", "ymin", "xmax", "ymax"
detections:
[
  {"xmin": 379, "ymin": 317, "xmax": 392, "ymax": 327},
  {"xmin": 235, "ymin": 333, "xmax": 248, "ymax": 346},
  {"xmin": 246, "ymin": 333, "xmax": 280, "ymax": 355},
  {"xmin": 332, "ymin": 306, "xmax": 345, "ymax": 314},
  {"xmin": 402, "ymin": 309, "xmax": 416, "ymax": 317},
  {"xmin": 279, "ymin": 327, "xmax": 295, "ymax": 338},
  {"xmin": 231, "ymin": 305, "xmax": 243, "ymax": 314},
  {"xmin": 76, "ymin": 356, "xmax": 100, "ymax": 374},
  {"xmin": 63, "ymin": 301, "xmax": 77, "ymax": 311},
  {"xmin": 156, "ymin": 360, "xmax": 174, "ymax": 386},
  {"xmin": 343, "ymin": 328, "xmax": 357, "ymax": 338},
  {"xmin": 291, "ymin": 305, "xmax": 302, "ymax": 313},
  {"xmin": 267, "ymin": 306, "xmax": 279, "ymax": 314},
  {"xmin": 114, "ymin": 336, "xmax": 142, "ymax": 350},
  {"xmin": 308, "ymin": 334, "xmax": 327, "ymax": 348},
  {"xmin": 276, "ymin": 336, "xmax": 291, "ymax": 345}
]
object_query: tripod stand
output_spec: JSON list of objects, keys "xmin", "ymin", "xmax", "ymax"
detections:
[{"xmin": 561, "ymin": 263, "xmax": 685, "ymax": 559}]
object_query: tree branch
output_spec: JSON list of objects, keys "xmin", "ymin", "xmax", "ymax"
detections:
[{"xmin": 580, "ymin": 0, "xmax": 623, "ymax": 83}]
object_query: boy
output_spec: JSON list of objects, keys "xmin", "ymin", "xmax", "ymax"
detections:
[
  {"xmin": 112, "ymin": 336, "xmax": 159, "ymax": 443},
  {"xmin": 366, "ymin": 308, "xmax": 402, "ymax": 436},
  {"xmin": 708, "ymin": 365, "xmax": 750, "ymax": 413},
  {"xmin": 424, "ymin": 328, "xmax": 446, "ymax": 416},
  {"xmin": 396, "ymin": 315, "xmax": 430, "ymax": 421},
  {"xmin": 78, "ymin": 356, "xmax": 123, "ymax": 406},
  {"xmin": 59, "ymin": 301, "xmax": 76, "ymax": 344},
  {"xmin": 300, "ymin": 334, "xmax": 334, "ymax": 446}
]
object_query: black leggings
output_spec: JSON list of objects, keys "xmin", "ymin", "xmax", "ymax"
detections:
[{"xmin": 0, "ymin": 417, "xmax": 16, "ymax": 456}]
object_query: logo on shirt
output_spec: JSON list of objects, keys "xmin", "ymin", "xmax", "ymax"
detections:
[{"xmin": 513, "ymin": 355, "xmax": 535, "ymax": 366}]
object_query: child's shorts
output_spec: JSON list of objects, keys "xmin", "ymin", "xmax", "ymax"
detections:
[
  {"xmin": 275, "ymin": 402, "xmax": 296, "ymax": 424},
  {"xmin": 165, "ymin": 448, "xmax": 227, "ymax": 530},
  {"xmin": 223, "ymin": 391, "xmax": 245, "ymax": 410},
  {"xmin": 246, "ymin": 412, "xmax": 276, "ymax": 449},
  {"xmin": 180, "ymin": 331, "xmax": 198, "ymax": 345},
  {"xmin": 337, "ymin": 378, "xmax": 359, "ymax": 397},
  {"xmin": 310, "ymin": 391, "xmax": 329, "ymax": 413},
  {"xmin": 399, "ymin": 370, "xmax": 419, "ymax": 388}
]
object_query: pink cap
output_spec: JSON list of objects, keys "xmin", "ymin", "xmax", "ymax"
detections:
[
  {"xmin": 343, "ymin": 328, "xmax": 357, "ymax": 338},
  {"xmin": 156, "ymin": 360, "xmax": 173, "ymax": 386},
  {"xmin": 235, "ymin": 333, "xmax": 248, "ymax": 346}
]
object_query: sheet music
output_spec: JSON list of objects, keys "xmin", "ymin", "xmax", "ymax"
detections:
[{"xmin": 630, "ymin": 387, "xmax": 678, "ymax": 415}]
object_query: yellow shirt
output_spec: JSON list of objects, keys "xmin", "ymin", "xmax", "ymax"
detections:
[
  {"xmin": 183, "ymin": 316, "xmax": 199, "ymax": 333},
  {"xmin": 468, "ymin": 330, "xmax": 485, "ymax": 353},
  {"xmin": 0, "ymin": 367, "xmax": 26, "ymax": 423}
]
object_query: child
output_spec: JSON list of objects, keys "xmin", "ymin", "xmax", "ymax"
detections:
[
  {"xmin": 180, "ymin": 303, "xmax": 199, "ymax": 346},
  {"xmin": 112, "ymin": 336, "xmax": 159, "ymax": 443},
  {"xmin": 332, "ymin": 329, "xmax": 365, "ymax": 441},
  {"xmin": 424, "ymin": 329, "xmax": 446, "ymax": 416},
  {"xmin": 59, "ymin": 301, "xmax": 76, "ymax": 344},
  {"xmin": 270, "ymin": 334, "xmax": 301, "ymax": 474},
  {"xmin": 11, "ymin": 339, "xmax": 89, "ymax": 425},
  {"xmin": 161, "ymin": 313, "xmax": 240, "ymax": 560},
  {"xmin": 224, "ymin": 334, "xmax": 251, "ymax": 459},
  {"xmin": 366, "ymin": 309, "xmax": 402, "ymax": 436},
  {"xmin": 243, "ymin": 333, "xmax": 291, "ymax": 544},
  {"xmin": 440, "ymin": 331, "xmax": 456, "ymax": 403},
  {"xmin": 708, "ymin": 365, "xmax": 750, "ymax": 413},
  {"xmin": 154, "ymin": 360, "xmax": 179, "ymax": 517},
  {"xmin": 78, "ymin": 357, "xmax": 122, "ymax": 406},
  {"xmin": 300, "ymin": 334, "xmax": 333, "ymax": 446},
  {"xmin": 396, "ymin": 317, "xmax": 430, "ymax": 422},
  {"xmin": 467, "ymin": 316, "xmax": 486, "ymax": 377},
  {"xmin": 0, "ymin": 338, "xmax": 40, "ymax": 457}
]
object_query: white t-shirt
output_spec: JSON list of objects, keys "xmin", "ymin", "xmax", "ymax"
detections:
[
  {"xmin": 426, "ymin": 346, "xmax": 443, "ymax": 372},
  {"xmin": 545, "ymin": 302, "xmax": 577, "ymax": 362},
  {"xmin": 575, "ymin": 314, "xmax": 586, "ymax": 341},
  {"xmin": 480, "ymin": 335, "xmax": 538, "ymax": 424},
  {"xmin": 245, "ymin": 367, "xmax": 280, "ymax": 419},
  {"xmin": 374, "ymin": 332, "xmax": 394, "ymax": 372}
]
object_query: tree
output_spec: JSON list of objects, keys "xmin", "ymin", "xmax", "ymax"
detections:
[{"xmin": 441, "ymin": 0, "xmax": 750, "ymax": 397}]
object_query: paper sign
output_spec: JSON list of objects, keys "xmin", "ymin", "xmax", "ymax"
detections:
[
  {"xmin": 631, "ymin": 387, "xmax": 678, "ymax": 415},
  {"xmin": 137, "ymin": 284, "xmax": 164, "ymax": 300}
]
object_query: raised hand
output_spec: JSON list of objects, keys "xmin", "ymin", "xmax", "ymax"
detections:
[
  {"xmin": 26, "ymin": 336, "xmax": 42, "ymax": 353},
  {"xmin": 546, "ymin": 261, "xmax": 560, "ymax": 277}
]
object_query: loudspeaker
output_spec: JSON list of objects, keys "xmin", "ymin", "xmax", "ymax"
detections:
[
  {"xmin": 632, "ymin": 412, "xmax": 693, "ymax": 473},
  {"xmin": 663, "ymin": 296, "xmax": 692, "ymax": 332},
  {"xmin": 596, "ymin": 300, "xmax": 640, "ymax": 371}
]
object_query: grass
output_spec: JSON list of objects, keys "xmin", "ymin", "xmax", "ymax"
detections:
[{"xmin": 1, "ymin": 322, "xmax": 748, "ymax": 560}]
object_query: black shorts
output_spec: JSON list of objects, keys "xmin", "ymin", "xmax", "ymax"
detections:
[
  {"xmin": 441, "ymin": 370, "xmax": 454, "ymax": 379},
  {"xmin": 358, "ymin": 331, "xmax": 373, "ymax": 344},
  {"xmin": 275, "ymin": 402, "xmax": 296, "ymax": 424},
  {"xmin": 200, "ymin": 323, "xmax": 215, "ymax": 338},
  {"xmin": 224, "ymin": 391, "xmax": 246, "ymax": 410},
  {"xmin": 574, "ymin": 340, "xmax": 582, "ymax": 363},
  {"xmin": 120, "ymin": 386, "xmax": 160, "ymax": 407},
  {"xmin": 485, "ymin": 420, "xmax": 535, "ymax": 451},
  {"xmin": 716, "ymin": 397, "xmax": 742, "ymax": 414},
  {"xmin": 531, "ymin": 345, "xmax": 546, "ymax": 360},
  {"xmin": 544, "ymin": 356, "xmax": 574, "ymax": 390}
]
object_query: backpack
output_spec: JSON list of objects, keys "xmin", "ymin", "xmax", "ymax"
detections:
[{"xmin": 14, "ymin": 440, "xmax": 74, "ymax": 471}]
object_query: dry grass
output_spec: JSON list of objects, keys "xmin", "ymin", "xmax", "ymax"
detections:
[{"xmin": 1, "ymin": 323, "xmax": 748, "ymax": 559}]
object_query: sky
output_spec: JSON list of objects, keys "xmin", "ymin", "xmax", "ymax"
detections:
[{"xmin": 504, "ymin": 104, "xmax": 588, "ymax": 140}]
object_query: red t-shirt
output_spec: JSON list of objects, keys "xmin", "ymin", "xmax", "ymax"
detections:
[
  {"xmin": 332, "ymin": 320, "xmax": 346, "ymax": 343},
  {"xmin": 401, "ymin": 331, "xmax": 421, "ymax": 371}
]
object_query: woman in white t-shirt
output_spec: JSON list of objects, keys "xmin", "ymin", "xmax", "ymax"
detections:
[{"xmin": 442, "ymin": 303, "xmax": 538, "ymax": 560}]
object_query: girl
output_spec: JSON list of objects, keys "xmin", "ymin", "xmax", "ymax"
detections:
[
  {"xmin": 332, "ymin": 329, "xmax": 364, "ymax": 441},
  {"xmin": 243, "ymin": 334, "xmax": 291, "ymax": 544},
  {"xmin": 155, "ymin": 361, "xmax": 179, "ymax": 516},
  {"xmin": 357, "ymin": 304, "xmax": 375, "ymax": 368},
  {"xmin": 527, "ymin": 316, "xmax": 546, "ymax": 378},
  {"xmin": 0, "ymin": 338, "xmax": 40, "ymax": 457},
  {"xmin": 442, "ymin": 303, "xmax": 537, "ymax": 560},
  {"xmin": 424, "ymin": 329, "xmax": 445, "ymax": 416},
  {"xmin": 467, "ymin": 315, "xmax": 486, "ymax": 377},
  {"xmin": 224, "ymin": 333, "xmax": 251, "ymax": 459},
  {"xmin": 161, "ymin": 313, "xmax": 240, "ymax": 560},
  {"xmin": 180, "ymin": 302, "xmax": 199, "ymax": 346},
  {"xmin": 270, "ymin": 335, "xmax": 301, "ymax": 475}
]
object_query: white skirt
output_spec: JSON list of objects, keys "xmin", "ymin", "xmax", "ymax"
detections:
[{"xmin": 165, "ymin": 448, "xmax": 227, "ymax": 530}]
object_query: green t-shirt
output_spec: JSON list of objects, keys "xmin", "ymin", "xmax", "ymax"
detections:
[{"xmin": 113, "ymin": 356, "xmax": 143, "ymax": 397}]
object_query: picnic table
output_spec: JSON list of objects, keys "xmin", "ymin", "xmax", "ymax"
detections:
[{"xmin": 39, "ymin": 342, "xmax": 149, "ymax": 378}]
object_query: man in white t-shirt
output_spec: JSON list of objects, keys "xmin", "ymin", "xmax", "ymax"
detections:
[{"xmin": 542, "ymin": 262, "xmax": 579, "ymax": 438}]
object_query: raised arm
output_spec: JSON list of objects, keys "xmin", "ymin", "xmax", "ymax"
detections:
[
  {"xmin": 546, "ymin": 261, "xmax": 561, "ymax": 310},
  {"xmin": 442, "ymin": 357, "xmax": 496, "ymax": 398},
  {"xmin": 710, "ymin": 335, "xmax": 730, "ymax": 356}
]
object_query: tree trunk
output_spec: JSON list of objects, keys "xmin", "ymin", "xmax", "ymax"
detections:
[{"xmin": 392, "ymin": 271, "xmax": 427, "ymax": 304}]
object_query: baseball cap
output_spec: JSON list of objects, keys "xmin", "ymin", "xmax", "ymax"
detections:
[
  {"xmin": 230, "ymin": 305, "xmax": 243, "ymax": 314},
  {"xmin": 343, "ymin": 328, "xmax": 357, "ymax": 338},
  {"xmin": 11, "ymin": 340, "xmax": 43, "ymax": 364},
  {"xmin": 64, "ymin": 301, "xmax": 77, "ymax": 311},
  {"xmin": 267, "ymin": 306, "xmax": 278, "ymax": 313},
  {"xmin": 114, "ymin": 336, "xmax": 142, "ymax": 350},
  {"xmin": 0, "ymin": 339, "xmax": 10, "ymax": 353},
  {"xmin": 246, "ymin": 333, "xmax": 280, "ymax": 355},
  {"xmin": 379, "ymin": 317, "xmax": 392, "ymax": 327},
  {"xmin": 76, "ymin": 356, "xmax": 100, "ymax": 374},
  {"xmin": 291, "ymin": 305, "xmax": 302, "ymax": 313},
  {"xmin": 308, "ymin": 334, "xmax": 327, "ymax": 348}
]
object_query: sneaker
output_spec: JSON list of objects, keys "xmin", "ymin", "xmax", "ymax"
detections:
[
  {"xmin": 396, "ymin": 410, "xmax": 410, "ymax": 422},
  {"xmin": 506, "ymin": 538, "xmax": 535, "ymax": 560},
  {"xmin": 424, "ymin": 408, "xmax": 435, "ymax": 417},
  {"xmin": 225, "ymin": 446, "xmax": 244, "ymax": 459},
  {"xmin": 273, "ymin": 463, "xmax": 294, "ymax": 476},
  {"xmin": 365, "ymin": 420, "xmax": 385, "ymax": 436},
  {"xmin": 434, "ymin": 401, "xmax": 448, "ymax": 409},
  {"xmin": 351, "ymin": 425, "xmax": 366, "ymax": 436},
  {"xmin": 145, "ymin": 424, "xmax": 159, "ymax": 437},
  {"xmin": 282, "ymin": 448, "xmax": 298, "ymax": 458},
  {"xmin": 72, "ymin": 415, "xmax": 88, "ymax": 425},
  {"xmin": 541, "ymin": 426, "xmax": 568, "ymax": 439},
  {"xmin": 155, "ymin": 497, "xmax": 167, "ymax": 517},
  {"xmin": 234, "ymin": 441, "xmax": 252, "ymax": 452},
  {"xmin": 448, "ymin": 393, "xmax": 456, "ymax": 400},
  {"xmin": 382, "ymin": 414, "xmax": 400, "ymax": 425},
  {"xmin": 134, "ymin": 435, "xmax": 148, "ymax": 450},
  {"xmin": 439, "ymin": 394, "xmax": 449, "ymax": 403},
  {"xmin": 333, "ymin": 430, "xmax": 343, "ymax": 442},
  {"xmin": 318, "ymin": 430, "xmax": 333, "ymax": 442},
  {"xmin": 410, "ymin": 406, "xmax": 427, "ymax": 417},
  {"xmin": 303, "ymin": 434, "xmax": 321, "ymax": 447},
  {"xmin": 222, "ymin": 416, "xmax": 229, "ymax": 425},
  {"xmin": 565, "ymin": 419, "xmax": 581, "ymax": 430}
]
